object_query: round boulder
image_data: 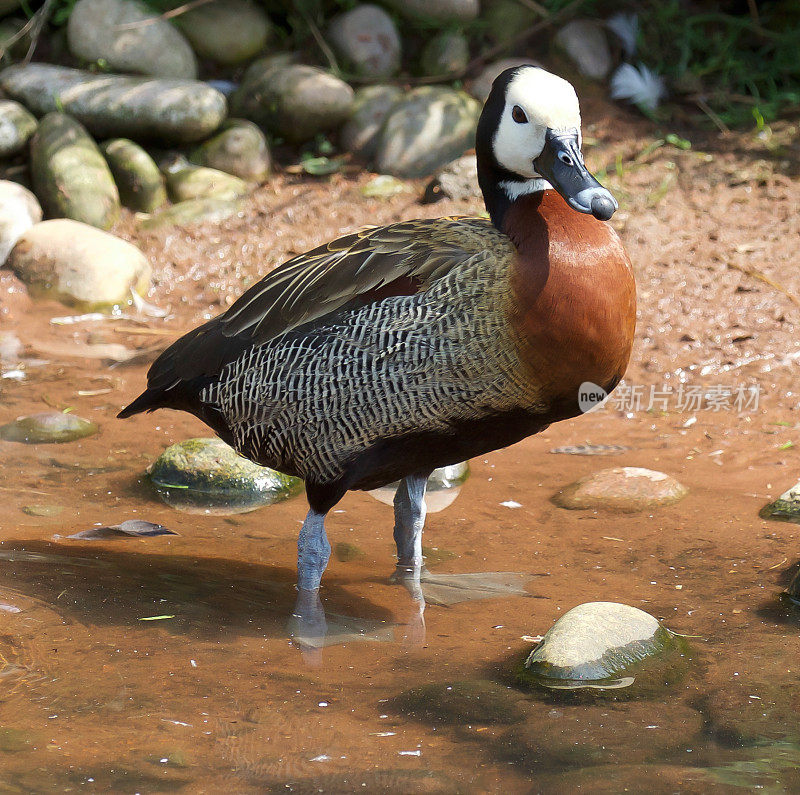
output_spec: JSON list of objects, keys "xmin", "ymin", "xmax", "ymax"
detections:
[
  {"xmin": 552, "ymin": 467, "xmax": 688, "ymax": 512},
  {"xmin": 375, "ymin": 87, "xmax": 480, "ymax": 178},
  {"xmin": 166, "ymin": 165, "xmax": 249, "ymax": 202},
  {"xmin": 175, "ymin": 0, "xmax": 270, "ymax": 66},
  {"xmin": 468, "ymin": 57, "xmax": 541, "ymax": 102},
  {"xmin": 148, "ymin": 437, "xmax": 303, "ymax": 514},
  {"xmin": 30, "ymin": 112, "xmax": 120, "ymax": 230},
  {"xmin": 190, "ymin": 119, "xmax": 271, "ymax": 182},
  {"xmin": 67, "ymin": 0, "xmax": 197, "ymax": 79},
  {"xmin": 340, "ymin": 84, "xmax": 402, "ymax": 159},
  {"xmin": 0, "ymin": 64, "xmax": 227, "ymax": 144},
  {"xmin": 139, "ymin": 197, "xmax": 243, "ymax": 230},
  {"xmin": 555, "ymin": 20, "xmax": 612, "ymax": 81},
  {"xmin": 419, "ymin": 31, "xmax": 469, "ymax": 78},
  {"xmin": 231, "ymin": 60, "xmax": 354, "ymax": 143},
  {"xmin": 101, "ymin": 138, "xmax": 166, "ymax": 213},
  {"xmin": 0, "ymin": 99, "xmax": 36, "ymax": 157},
  {"xmin": 0, "ymin": 180, "xmax": 41, "ymax": 265},
  {"xmin": 328, "ymin": 4, "xmax": 401, "ymax": 78},
  {"xmin": 520, "ymin": 602, "xmax": 688, "ymax": 692},
  {"xmin": 383, "ymin": 0, "xmax": 478, "ymax": 22},
  {"xmin": 9, "ymin": 219, "xmax": 151, "ymax": 308}
]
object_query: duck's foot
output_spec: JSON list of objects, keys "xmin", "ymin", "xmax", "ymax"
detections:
[{"xmin": 287, "ymin": 587, "xmax": 327, "ymax": 666}]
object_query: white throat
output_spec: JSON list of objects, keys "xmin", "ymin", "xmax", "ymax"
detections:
[{"xmin": 500, "ymin": 178, "xmax": 552, "ymax": 200}]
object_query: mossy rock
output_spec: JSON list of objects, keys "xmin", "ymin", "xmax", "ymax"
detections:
[
  {"xmin": 139, "ymin": 197, "xmax": 243, "ymax": 230},
  {"xmin": 148, "ymin": 437, "xmax": 303, "ymax": 514},
  {"xmin": 0, "ymin": 412, "xmax": 98, "ymax": 444},
  {"xmin": 101, "ymin": 138, "xmax": 166, "ymax": 213},
  {"xmin": 30, "ymin": 113, "xmax": 119, "ymax": 230},
  {"xmin": 190, "ymin": 119, "xmax": 271, "ymax": 182},
  {"xmin": 166, "ymin": 165, "xmax": 249, "ymax": 203}
]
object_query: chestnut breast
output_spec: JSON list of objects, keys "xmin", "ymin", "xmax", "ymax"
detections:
[{"xmin": 503, "ymin": 190, "xmax": 636, "ymax": 404}]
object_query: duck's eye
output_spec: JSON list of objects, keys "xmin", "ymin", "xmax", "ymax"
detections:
[{"xmin": 511, "ymin": 105, "xmax": 528, "ymax": 124}]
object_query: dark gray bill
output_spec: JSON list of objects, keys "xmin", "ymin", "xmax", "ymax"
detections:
[{"xmin": 533, "ymin": 128, "xmax": 618, "ymax": 220}]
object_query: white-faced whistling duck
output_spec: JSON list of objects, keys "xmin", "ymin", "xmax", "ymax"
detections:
[{"xmin": 119, "ymin": 66, "xmax": 636, "ymax": 597}]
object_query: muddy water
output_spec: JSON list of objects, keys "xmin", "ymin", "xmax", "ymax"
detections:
[{"xmin": 2, "ymin": 140, "xmax": 800, "ymax": 790}]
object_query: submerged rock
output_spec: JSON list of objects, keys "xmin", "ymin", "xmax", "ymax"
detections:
[
  {"xmin": 786, "ymin": 568, "xmax": 800, "ymax": 606},
  {"xmin": 328, "ymin": 4, "xmax": 401, "ymax": 78},
  {"xmin": 0, "ymin": 180, "xmax": 41, "ymax": 265},
  {"xmin": 166, "ymin": 165, "xmax": 249, "ymax": 203},
  {"xmin": 389, "ymin": 680, "xmax": 526, "ymax": 725},
  {"xmin": 139, "ymin": 197, "xmax": 243, "ymax": 229},
  {"xmin": 333, "ymin": 541, "xmax": 365, "ymax": 562},
  {"xmin": 760, "ymin": 479, "xmax": 800, "ymax": 524},
  {"xmin": 340, "ymin": 84, "xmax": 402, "ymax": 159},
  {"xmin": 520, "ymin": 602, "xmax": 688, "ymax": 692},
  {"xmin": 0, "ymin": 99, "xmax": 36, "ymax": 157},
  {"xmin": 175, "ymin": 0, "xmax": 270, "ymax": 66},
  {"xmin": 148, "ymin": 437, "xmax": 303, "ymax": 514},
  {"xmin": 190, "ymin": 119, "xmax": 271, "ymax": 182},
  {"xmin": 0, "ymin": 412, "xmax": 98, "ymax": 444},
  {"xmin": 9, "ymin": 219, "xmax": 151, "ymax": 308},
  {"xmin": 231, "ymin": 60, "xmax": 354, "ymax": 143},
  {"xmin": 553, "ymin": 467, "xmax": 688, "ymax": 512},
  {"xmin": 30, "ymin": 113, "xmax": 120, "ymax": 230},
  {"xmin": 375, "ymin": 87, "xmax": 480, "ymax": 178},
  {"xmin": 67, "ymin": 0, "xmax": 197, "ymax": 79},
  {"xmin": 101, "ymin": 138, "xmax": 166, "ymax": 213},
  {"xmin": 0, "ymin": 64, "xmax": 226, "ymax": 144}
]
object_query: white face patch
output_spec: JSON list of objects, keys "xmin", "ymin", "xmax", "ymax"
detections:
[{"xmin": 492, "ymin": 67, "xmax": 582, "ymax": 180}]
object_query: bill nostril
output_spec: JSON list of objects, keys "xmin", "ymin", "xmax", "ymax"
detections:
[{"xmin": 558, "ymin": 152, "xmax": 573, "ymax": 166}]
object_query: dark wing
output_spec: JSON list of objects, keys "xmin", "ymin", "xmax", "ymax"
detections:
[{"xmin": 124, "ymin": 216, "xmax": 504, "ymax": 406}]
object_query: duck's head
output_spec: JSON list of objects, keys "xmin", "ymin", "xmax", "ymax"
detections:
[{"xmin": 476, "ymin": 65, "xmax": 617, "ymax": 228}]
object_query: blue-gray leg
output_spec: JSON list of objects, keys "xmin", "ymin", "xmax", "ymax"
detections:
[
  {"xmin": 297, "ymin": 509, "xmax": 331, "ymax": 591},
  {"xmin": 392, "ymin": 472, "xmax": 429, "ymax": 580}
]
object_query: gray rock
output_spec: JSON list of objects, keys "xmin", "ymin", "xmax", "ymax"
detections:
[
  {"xmin": 760, "ymin": 479, "xmax": 800, "ymax": 524},
  {"xmin": 340, "ymin": 84, "xmax": 402, "ymax": 159},
  {"xmin": 148, "ymin": 437, "xmax": 303, "ymax": 514},
  {"xmin": 30, "ymin": 113, "xmax": 120, "ymax": 229},
  {"xmin": 231, "ymin": 60, "xmax": 353, "ymax": 143},
  {"xmin": 483, "ymin": 0, "xmax": 537, "ymax": 45},
  {"xmin": 555, "ymin": 19, "xmax": 612, "ymax": 81},
  {"xmin": 521, "ymin": 602, "xmax": 686, "ymax": 691},
  {"xmin": 67, "ymin": 0, "xmax": 197, "ymax": 78},
  {"xmin": 139, "ymin": 197, "xmax": 243, "ymax": 229},
  {"xmin": 375, "ymin": 87, "xmax": 480, "ymax": 178},
  {"xmin": 423, "ymin": 154, "xmax": 480, "ymax": 203},
  {"xmin": 328, "ymin": 4, "xmax": 400, "ymax": 78},
  {"xmin": 0, "ymin": 98, "xmax": 35, "ymax": 156},
  {"xmin": 389, "ymin": 680, "xmax": 526, "ymax": 725},
  {"xmin": 0, "ymin": 64, "xmax": 227, "ymax": 144},
  {"xmin": 552, "ymin": 467, "xmax": 688, "ymax": 512},
  {"xmin": 419, "ymin": 31, "xmax": 469, "ymax": 78},
  {"xmin": 468, "ymin": 57, "xmax": 540, "ymax": 102},
  {"xmin": 175, "ymin": 0, "xmax": 270, "ymax": 66},
  {"xmin": 190, "ymin": 119, "xmax": 270, "ymax": 182},
  {"xmin": 383, "ymin": 0, "xmax": 478, "ymax": 22},
  {"xmin": 0, "ymin": 180, "xmax": 40, "ymax": 264},
  {"xmin": 166, "ymin": 165, "xmax": 249, "ymax": 202},
  {"xmin": 9, "ymin": 219, "xmax": 151, "ymax": 307},
  {"xmin": 101, "ymin": 138, "xmax": 166, "ymax": 213},
  {"xmin": 0, "ymin": 411, "xmax": 98, "ymax": 444}
]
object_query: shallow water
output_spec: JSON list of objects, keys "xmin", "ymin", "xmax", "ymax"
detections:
[{"xmin": 1, "ymin": 296, "xmax": 799, "ymax": 793}]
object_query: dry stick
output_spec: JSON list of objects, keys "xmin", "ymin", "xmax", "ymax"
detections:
[
  {"xmin": 291, "ymin": 0, "xmax": 340, "ymax": 75},
  {"xmin": 726, "ymin": 261, "xmax": 800, "ymax": 308},
  {"xmin": 23, "ymin": 0, "xmax": 54, "ymax": 65},
  {"xmin": 693, "ymin": 96, "xmax": 730, "ymax": 134},
  {"xmin": 0, "ymin": 10, "xmax": 37, "ymax": 57},
  {"xmin": 511, "ymin": 0, "xmax": 549, "ymax": 18},
  {"xmin": 114, "ymin": 0, "xmax": 215, "ymax": 30}
]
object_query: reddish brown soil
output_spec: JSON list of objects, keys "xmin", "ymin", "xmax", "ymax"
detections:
[{"xmin": 1, "ymin": 96, "xmax": 799, "ymax": 792}]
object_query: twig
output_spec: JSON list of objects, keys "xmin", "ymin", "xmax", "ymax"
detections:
[
  {"xmin": 115, "ymin": 0, "xmax": 214, "ymax": 30},
  {"xmin": 694, "ymin": 97, "xmax": 730, "ymax": 134},
  {"xmin": 465, "ymin": 0, "xmax": 582, "ymax": 74},
  {"xmin": 0, "ymin": 11, "xmax": 36, "ymax": 57},
  {"xmin": 511, "ymin": 0, "xmax": 549, "ymax": 17},
  {"xmin": 726, "ymin": 261, "xmax": 800, "ymax": 308},
  {"xmin": 291, "ymin": 0, "xmax": 340, "ymax": 75},
  {"xmin": 23, "ymin": 0, "xmax": 53, "ymax": 65}
]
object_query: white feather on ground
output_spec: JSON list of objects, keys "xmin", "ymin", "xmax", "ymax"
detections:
[
  {"xmin": 610, "ymin": 63, "xmax": 666, "ymax": 111},
  {"xmin": 606, "ymin": 12, "xmax": 639, "ymax": 58}
]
